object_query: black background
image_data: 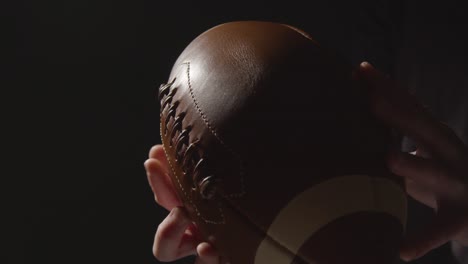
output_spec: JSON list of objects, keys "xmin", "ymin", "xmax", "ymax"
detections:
[
  {"xmin": 7, "ymin": 1, "xmax": 355, "ymax": 263},
  {"xmin": 7, "ymin": 1, "xmax": 460, "ymax": 264}
]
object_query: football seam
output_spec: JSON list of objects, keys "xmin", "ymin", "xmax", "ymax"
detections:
[{"xmin": 183, "ymin": 61, "xmax": 246, "ymax": 199}]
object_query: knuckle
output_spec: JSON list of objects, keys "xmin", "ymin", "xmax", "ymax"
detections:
[
  {"xmin": 152, "ymin": 245, "xmax": 163, "ymax": 260},
  {"xmin": 152, "ymin": 232, "xmax": 174, "ymax": 262},
  {"xmin": 153, "ymin": 247, "xmax": 171, "ymax": 262},
  {"xmin": 169, "ymin": 207, "xmax": 190, "ymax": 224},
  {"xmin": 152, "ymin": 239, "xmax": 165, "ymax": 260},
  {"xmin": 156, "ymin": 221, "xmax": 175, "ymax": 240}
]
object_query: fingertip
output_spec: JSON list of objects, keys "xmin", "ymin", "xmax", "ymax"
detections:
[
  {"xmin": 149, "ymin": 144, "xmax": 165, "ymax": 159},
  {"xmin": 360, "ymin": 61, "xmax": 373, "ymax": 69},
  {"xmin": 144, "ymin": 158, "xmax": 159, "ymax": 173},
  {"xmin": 400, "ymin": 253, "xmax": 414, "ymax": 263},
  {"xmin": 197, "ymin": 242, "xmax": 219, "ymax": 258},
  {"xmin": 144, "ymin": 158, "xmax": 156, "ymax": 172},
  {"xmin": 399, "ymin": 242, "xmax": 417, "ymax": 262},
  {"xmin": 357, "ymin": 61, "xmax": 390, "ymax": 93},
  {"xmin": 399, "ymin": 239, "xmax": 429, "ymax": 263},
  {"xmin": 359, "ymin": 61, "xmax": 378, "ymax": 76},
  {"xmin": 146, "ymin": 160, "xmax": 182, "ymax": 210}
]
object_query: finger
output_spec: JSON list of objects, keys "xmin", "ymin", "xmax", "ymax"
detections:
[
  {"xmin": 177, "ymin": 232, "xmax": 201, "ymax": 258},
  {"xmin": 186, "ymin": 222, "xmax": 204, "ymax": 241},
  {"xmin": 404, "ymin": 178, "xmax": 437, "ymax": 209},
  {"xmin": 415, "ymin": 147, "xmax": 432, "ymax": 159},
  {"xmin": 145, "ymin": 158, "xmax": 181, "ymax": 210},
  {"xmin": 388, "ymin": 151, "xmax": 459, "ymax": 196},
  {"xmin": 359, "ymin": 62, "xmax": 466, "ymax": 161},
  {"xmin": 144, "ymin": 155, "xmax": 170, "ymax": 182},
  {"xmin": 153, "ymin": 207, "xmax": 198, "ymax": 261},
  {"xmin": 400, "ymin": 213, "xmax": 464, "ymax": 261},
  {"xmin": 176, "ymin": 224, "xmax": 207, "ymax": 259},
  {"xmin": 149, "ymin": 144, "xmax": 168, "ymax": 160},
  {"xmin": 195, "ymin": 242, "xmax": 220, "ymax": 264}
]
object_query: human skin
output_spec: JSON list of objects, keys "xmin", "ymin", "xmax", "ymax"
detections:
[
  {"xmin": 144, "ymin": 144, "xmax": 222, "ymax": 264},
  {"xmin": 359, "ymin": 62, "xmax": 468, "ymax": 262},
  {"xmin": 144, "ymin": 62, "xmax": 468, "ymax": 264}
]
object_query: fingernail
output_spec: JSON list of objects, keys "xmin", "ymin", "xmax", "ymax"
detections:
[
  {"xmin": 360, "ymin": 61, "xmax": 372, "ymax": 68},
  {"xmin": 361, "ymin": 62, "xmax": 378, "ymax": 75}
]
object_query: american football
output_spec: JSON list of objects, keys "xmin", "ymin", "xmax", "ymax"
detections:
[{"xmin": 158, "ymin": 20, "xmax": 407, "ymax": 264}]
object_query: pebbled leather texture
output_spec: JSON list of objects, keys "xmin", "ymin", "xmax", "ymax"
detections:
[{"xmin": 159, "ymin": 21, "xmax": 406, "ymax": 264}]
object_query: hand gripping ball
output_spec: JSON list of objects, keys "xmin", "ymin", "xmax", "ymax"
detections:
[{"xmin": 157, "ymin": 21, "xmax": 407, "ymax": 264}]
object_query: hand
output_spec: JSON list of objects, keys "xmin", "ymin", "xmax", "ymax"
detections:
[
  {"xmin": 358, "ymin": 62, "xmax": 468, "ymax": 262},
  {"xmin": 144, "ymin": 144, "xmax": 221, "ymax": 264}
]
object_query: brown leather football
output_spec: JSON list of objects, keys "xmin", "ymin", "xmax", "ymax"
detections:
[{"xmin": 158, "ymin": 21, "xmax": 407, "ymax": 264}]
